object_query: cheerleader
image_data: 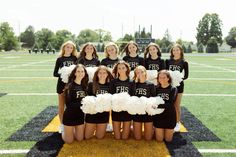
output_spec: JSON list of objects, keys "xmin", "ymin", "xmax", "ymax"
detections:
[
  {"xmin": 110, "ymin": 60, "xmax": 135, "ymax": 139},
  {"xmin": 144, "ymin": 42, "xmax": 165, "ymax": 71},
  {"xmin": 77, "ymin": 42, "xmax": 100, "ymax": 67},
  {"xmin": 122, "ymin": 41, "xmax": 144, "ymax": 70},
  {"xmin": 133, "ymin": 66, "xmax": 156, "ymax": 140},
  {"xmin": 166, "ymin": 44, "xmax": 189, "ymax": 132},
  {"xmin": 154, "ymin": 70, "xmax": 177, "ymax": 142},
  {"xmin": 53, "ymin": 40, "xmax": 78, "ymax": 124},
  {"xmin": 62, "ymin": 64, "xmax": 89, "ymax": 143},
  {"xmin": 85, "ymin": 66, "xmax": 113, "ymax": 139},
  {"xmin": 101, "ymin": 42, "xmax": 120, "ymax": 69}
]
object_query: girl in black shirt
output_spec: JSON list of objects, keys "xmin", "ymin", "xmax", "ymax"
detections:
[
  {"xmin": 110, "ymin": 60, "xmax": 135, "ymax": 139},
  {"xmin": 101, "ymin": 42, "xmax": 120, "ymax": 69},
  {"xmin": 77, "ymin": 42, "xmax": 100, "ymax": 67},
  {"xmin": 133, "ymin": 66, "xmax": 156, "ymax": 140},
  {"xmin": 122, "ymin": 41, "xmax": 144, "ymax": 70},
  {"xmin": 144, "ymin": 42, "xmax": 165, "ymax": 71},
  {"xmin": 154, "ymin": 70, "xmax": 177, "ymax": 142},
  {"xmin": 62, "ymin": 64, "xmax": 89, "ymax": 143},
  {"xmin": 85, "ymin": 65, "xmax": 113, "ymax": 139},
  {"xmin": 53, "ymin": 41, "xmax": 78, "ymax": 124}
]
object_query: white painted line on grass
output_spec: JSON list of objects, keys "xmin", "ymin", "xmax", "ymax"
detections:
[
  {"xmin": 7, "ymin": 93, "xmax": 56, "ymax": 96},
  {"xmin": 184, "ymin": 94, "xmax": 236, "ymax": 97},
  {"xmin": 0, "ymin": 149, "xmax": 29, "ymax": 154},
  {"xmin": 0, "ymin": 77, "xmax": 55, "ymax": 79},
  {"xmin": 190, "ymin": 61, "xmax": 236, "ymax": 73},
  {"xmin": 199, "ymin": 149, "xmax": 236, "ymax": 153},
  {"xmin": 188, "ymin": 78, "xmax": 236, "ymax": 81}
]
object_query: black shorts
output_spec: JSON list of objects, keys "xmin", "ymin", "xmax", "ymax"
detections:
[
  {"xmin": 56, "ymin": 78, "xmax": 66, "ymax": 94},
  {"xmin": 85, "ymin": 112, "xmax": 109, "ymax": 124},
  {"xmin": 63, "ymin": 107, "xmax": 85, "ymax": 126},
  {"xmin": 112, "ymin": 111, "xmax": 132, "ymax": 122},
  {"xmin": 153, "ymin": 109, "xmax": 176, "ymax": 129},
  {"xmin": 132, "ymin": 114, "xmax": 153, "ymax": 122},
  {"xmin": 177, "ymin": 81, "xmax": 184, "ymax": 93}
]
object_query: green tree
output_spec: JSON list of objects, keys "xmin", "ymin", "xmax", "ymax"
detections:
[
  {"xmin": 197, "ymin": 43, "xmax": 204, "ymax": 53},
  {"xmin": 95, "ymin": 29, "xmax": 112, "ymax": 42},
  {"xmin": 135, "ymin": 27, "xmax": 151, "ymax": 38},
  {"xmin": 225, "ymin": 26, "xmax": 236, "ymax": 48},
  {"xmin": 53, "ymin": 29, "xmax": 73, "ymax": 50},
  {"xmin": 187, "ymin": 44, "xmax": 192, "ymax": 53},
  {"xmin": 206, "ymin": 37, "xmax": 219, "ymax": 53},
  {"xmin": 35, "ymin": 28, "xmax": 55, "ymax": 50},
  {"xmin": 19, "ymin": 25, "xmax": 35, "ymax": 48},
  {"xmin": 76, "ymin": 29, "xmax": 99, "ymax": 45},
  {"xmin": 196, "ymin": 13, "xmax": 223, "ymax": 46},
  {"xmin": 0, "ymin": 22, "xmax": 19, "ymax": 51}
]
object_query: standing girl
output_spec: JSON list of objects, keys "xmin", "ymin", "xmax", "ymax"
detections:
[
  {"xmin": 166, "ymin": 44, "xmax": 189, "ymax": 131},
  {"xmin": 62, "ymin": 64, "xmax": 89, "ymax": 143},
  {"xmin": 77, "ymin": 42, "xmax": 100, "ymax": 67},
  {"xmin": 133, "ymin": 66, "xmax": 156, "ymax": 140},
  {"xmin": 110, "ymin": 60, "xmax": 135, "ymax": 140},
  {"xmin": 154, "ymin": 70, "xmax": 177, "ymax": 142},
  {"xmin": 144, "ymin": 42, "xmax": 165, "ymax": 71},
  {"xmin": 53, "ymin": 40, "xmax": 78, "ymax": 124},
  {"xmin": 101, "ymin": 42, "xmax": 120, "ymax": 69},
  {"xmin": 122, "ymin": 41, "xmax": 144, "ymax": 70},
  {"xmin": 85, "ymin": 65, "xmax": 113, "ymax": 139}
]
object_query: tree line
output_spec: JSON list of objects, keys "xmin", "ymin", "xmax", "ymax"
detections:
[{"xmin": 0, "ymin": 13, "xmax": 236, "ymax": 53}]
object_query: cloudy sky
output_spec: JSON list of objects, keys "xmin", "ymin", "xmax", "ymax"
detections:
[{"xmin": 0, "ymin": 0, "xmax": 235, "ymax": 43}]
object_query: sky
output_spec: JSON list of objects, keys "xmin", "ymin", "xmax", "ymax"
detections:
[{"xmin": 0, "ymin": 0, "xmax": 236, "ymax": 43}]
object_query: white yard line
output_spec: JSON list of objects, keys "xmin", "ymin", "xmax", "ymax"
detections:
[
  {"xmin": 0, "ymin": 149, "xmax": 29, "ymax": 154},
  {"xmin": 0, "ymin": 59, "xmax": 54, "ymax": 71},
  {"xmin": 189, "ymin": 61, "xmax": 236, "ymax": 73},
  {"xmin": 0, "ymin": 77, "xmax": 54, "ymax": 79},
  {"xmin": 199, "ymin": 149, "xmax": 236, "ymax": 153},
  {"xmin": 184, "ymin": 94, "xmax": 236, "ymax": 97},
  {"xmin": 7, "ymin": 93, "xmax": 56, "ymax": 96},
  {"xmin": 188, "ymin": 78, "xmax": 236, "ymax": 81}
]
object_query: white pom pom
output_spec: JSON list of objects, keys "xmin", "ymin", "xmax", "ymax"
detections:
[
  {"xmin": 126, "ymin": 96, "xmax": 144, "ymax": 115},
  {"xmin": 59, "ymin": 65, "xmax": 76, "ymax": 83},
  {"xmin": 86, "ymin": 67, "xmax": 98, "ymax": 82},
  {"xmin": 95, "ymin": 93, "xmax": 112, "ymax": 112},
  {"xmin": 81, "ymin": 96, "xmax": 97, "ymax": 114},
  {"xmin": 146, "ymin": 96, "xmax": 165, "ymax": 116},
  {"xmin": 168, "ymin": 70, "xmax": 184, "ymax": 87},
  {"xmin": 129, "ymin": 71, "xmax": 134, "ymax": 80},
  {"xmin": 147, "ymin": 70, "xmax": 158, "ymax": 81},
  {"xmin": 111, "ymin": 92, "xmax": 130, "ymax": 112}
]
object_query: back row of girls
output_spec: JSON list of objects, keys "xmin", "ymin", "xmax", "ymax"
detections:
[{"xmin": 53, "ymin": 40, "xmax": 189, "ymax": 142}]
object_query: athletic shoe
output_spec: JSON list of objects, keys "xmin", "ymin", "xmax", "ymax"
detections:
[
  {"xmin": 106, "ymin": 124, "xmax": 113, "ymax": 132},
  {"xmin": 174, "ymin": 122, "xmax": 181, "ymax": 132},
  {"xmin": 58, "ymin": 124, "xmax": 64, "ymax": 134}
]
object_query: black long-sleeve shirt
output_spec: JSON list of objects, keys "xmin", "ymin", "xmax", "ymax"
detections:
[
  {"xmin": 109, "ymin": 78, "xmax": 135, "ymax": 96},
  {"xmin": 77, "ymin": 57, "xmax": 100, "ymax": 67},
  {"xmin": 101, "ymin": 57, "xmax": 120, "ymax": 68},
  {"xmin": 53, "ymin": 56, "xmax": 77, "ymax": 77},
  {"xmin": 144, "ymin": 58, "xmax": 165, "ymax": 71},
  {"xmin": 166, "ymin": 59, "xmax": 189, "ymax": 80},
  {"xmin": 123, "ymin": 55, "xmax": 144, "ymax": 70}
]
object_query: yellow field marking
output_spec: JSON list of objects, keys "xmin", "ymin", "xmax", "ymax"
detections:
[
  {"xmin": 58, "ymin": 134, "xmax": 171, "ymax": 157},
  {"xmin": 42, "ymin": 115, "xmax": 188, "ymax": 133}
]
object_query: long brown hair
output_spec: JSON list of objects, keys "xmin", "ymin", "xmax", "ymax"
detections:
[
  {"xmin": 122, "ymin": 41, "xmax": 139, "ymax": 56},
  {"xmin": 92, "ymin": 65, "xmax": 113, "ymax": 94},
  {"xmin": 156, "ymin": 70, "xmax": 172, "ymax": 85},
  {"xmin": 112, "ymin": 60, "xmax": 131, "ymax": 78},
  {"xmin": 144, "ymin": 42, "xmax": 161, "ymax": 60},
  {"xmin": 170, "ymin": 44, "xmax": 184, "ymax": 60},
  {"xmin": 78, "ymin": 42, "xmax": 98, "ymax": 60},
  {"xmin": 65, "ymin": 64, "xmax": 89, "ymax": 95}
]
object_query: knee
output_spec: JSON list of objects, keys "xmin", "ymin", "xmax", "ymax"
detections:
[
  {"xmin": 165, "ymin": 138, "xmax": 173, "ymax": 142},
  {"xmin": 63, "ymin": 138, "xmax": 74, "ymax": 144},
  {"xmin": 96, "ymin": 134, "xmax": 105, "ymax": 139},
  {"xmin": 76, "ymin": 136, "xmax": 84, "ymax": 141}
]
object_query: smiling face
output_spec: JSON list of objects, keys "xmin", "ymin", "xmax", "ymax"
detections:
[
  {"xmin": 75, "ymin": 66, "xmax": 85, "ymax": 80},
  {"xmin": 128, "ymin": 43, "xmax": 138, "ymax": 56},
  {"xmin": 64, "ymin": 43, "xmax": 74, "ymax": 56},
  {"xmin": 172, "ymin": 46, "xmax": 181, "ymax": 59},
  {"xmin": 85, "ymin": 45, "xmax": 94, "ymax": 56},
  {"xmin": 158, "ymin": 72, "xmax": 169, "ymax": 86},
  {"xmin": 97, "ymin": 69, "xmax": 108, "ymax": 82},
  {"xmin": 149, "ymin": 45, "xmax": 158, "ymax": 58},
  {"xmin": 117, "ymin": 63, "xmax": 128, "ymax": 76},
  {"xmin": 106, "ymin": 45, "xmax": 117, "ymax": 57},
  {"xmin": 134, "ymin": 67, "xmax": 147, "ymax": 82}
]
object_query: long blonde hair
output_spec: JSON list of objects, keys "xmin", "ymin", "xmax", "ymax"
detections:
[
  {"xmin": 133, "ymin": 66, "xmax": 147, "ymax": 83},
  {"xmin": 104, "ymin": 42, "xmax": 119, "ymax": 58},
  {"xmin": 59, "ymin": 40, "xmax": 78, "ymax": 57}
]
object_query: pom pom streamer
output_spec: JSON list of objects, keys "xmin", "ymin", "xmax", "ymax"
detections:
[
  {"xmin": 145, "ymin": 96, "xmax": 165, "ymax": 116},
  {"xmin": 59, "ymin": 65, "xmax": 76, "ymax": 83},
  {"xmin": 111, "ymin": 92, "xmax": 130, "ymax": 112},
  {"xmin": 168, "ymin": 70, "xmax": 184, "ymax": 87}
]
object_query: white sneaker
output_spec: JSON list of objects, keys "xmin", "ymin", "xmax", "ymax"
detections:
[
  {"xmin": 106, "ymin": 124, "xmax": 113, "ymax": 132},
  {"xmin": 58, "ymin": 124, "xmax": 64, "ymax": 134},
  {"xmin": 174, "ymin": 122, "xmax": 181, "ymax": 132}
]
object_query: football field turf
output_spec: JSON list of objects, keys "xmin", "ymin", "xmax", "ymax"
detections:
[{"xmin": 0, "ymin": 52, "xmax": 236, "ymax": 157}]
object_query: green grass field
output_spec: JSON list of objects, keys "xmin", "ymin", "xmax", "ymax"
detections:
[{"xmin": 0, "ymin": 52, "xmax": 236, "ymax": 157}]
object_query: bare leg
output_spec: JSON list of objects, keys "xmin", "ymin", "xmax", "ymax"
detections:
[
  {"xmin": 164, "ymin": 129, "xmax": 174, "ymax": 142},
  {"xmin": 62, "ymin": 125, "xmax": 74, "ymax": 144},
  {"xmin": 96, "ymin": 123, "xmax": 107, "ymax": 139},
  {"xmin": 113, "ymin": 121, "xmax": 121, "ymax": 140},
  {"xmin": 74, "ymin": 124, "xmax": 85, "ymax": 141},
  {"xmin": 122, "ymin": 121, "xmax": 131, "ymax": 140},
  {"xmin": 58, "ymin": 93, "xmax": 65, "ymax": 123},
  {"xmin": 133, "ymin": 122, "xmax": 142, "ymax": 140},
  {"xmin": 144, "ymin": 122, "xmax": 153, "ymax": 141},
  {"xmin": 85, "ymin": 123, "xmax": 96, "ymax": 139},
  {"xmin": 175, "ymin": 93, "xmax": 183, "ymax": 122},
  {"xmin": 155, "ymin": 128, "xmax": 164, "ymax": 142}
]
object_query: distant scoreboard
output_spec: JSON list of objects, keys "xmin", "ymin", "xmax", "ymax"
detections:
[{"xmin": 135, "ymin": 38, "xmax": 155, "ymax": 53}]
